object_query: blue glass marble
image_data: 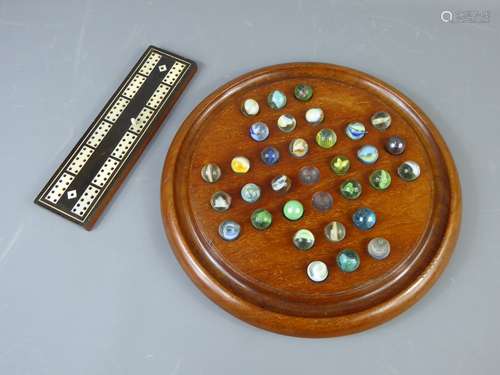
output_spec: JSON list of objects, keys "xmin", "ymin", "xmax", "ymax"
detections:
[
  {"xmin": 345, "ymin": 122, "xmax": 366, "ymax": 140},
  {"xmin": 218, "ymin": 220, "xmax": 241, "ymax": 241},
  {"xmin": 249, "ymin": 122, "xmax": 269, "ymax": 142},
  {"xmin": 260, "ymin": 146, "xmax": 280, "ymax": 165},
  {"xmin": 357, "ymin": 144, "xmax": 379, "ymax": 164},
  {"xmin": 267, "ymin": 90, "xmax": 287, "ymax": 110},
  {"xmin": 352, "ymin": 207, "xmax": 377, "ymax": 231}
]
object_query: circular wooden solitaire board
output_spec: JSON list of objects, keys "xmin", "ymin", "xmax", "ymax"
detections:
[{"xmin": 161, "ymin": 63, "xmax": 461, "ymax": 337}]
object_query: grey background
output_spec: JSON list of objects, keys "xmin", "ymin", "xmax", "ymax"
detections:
[{"xmin": 0, "ymin": 0, "xmax": 499, "ymax": 374}]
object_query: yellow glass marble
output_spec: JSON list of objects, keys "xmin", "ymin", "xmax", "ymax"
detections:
[{"xmin": 231, "ymin": 156, "xmax": 250, "ymax": 174}]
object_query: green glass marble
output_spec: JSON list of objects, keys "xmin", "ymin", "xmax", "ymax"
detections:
[
  {"xmin": 369, "ymin": 169, "xmax": 392, "ymax": 190},
  {"xmin": 293, "ymin": 229, "xmax": 315, "ymax": 250},
  {"xmin": 315, "ymin": 128, "xmax": 337, "ymax": 149},
  {"xmin": 336, "ymin": 249, "xmax": 360, "ymax": 272},
  {"xmin": 294, "ymin": 83, "xmax": 313, "ymax": 101},
  {"xmin": 330, "ymin": 155, "xmax": 350, "ymax": 175},
  {"xmin": 251, "ymin": 209, "xmax": 273, "ymax": 230},
  {"xmin": 340, "ymin": 179, "xmax": 362, "ymax": 200},
  {"xmin": 267, "ymin": 90, "xmax": 287, "ymax": 110},
  {"xmin": 283, "ymin": 200, "xmax": 304, "ymax": 221}
]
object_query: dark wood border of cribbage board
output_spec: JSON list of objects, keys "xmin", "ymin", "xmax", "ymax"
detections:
[
  {"xmin": 35, "ymin": 46, "xmax": 196, "ymax": 229},
  {"xmin": 161, "ymin": 63, "xmax": 461, "ymax": 337}
]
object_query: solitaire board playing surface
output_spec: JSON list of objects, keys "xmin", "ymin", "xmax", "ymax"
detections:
[{"xmin": 162, "ymin": 63, "xmax": 460, "ymax": 337}]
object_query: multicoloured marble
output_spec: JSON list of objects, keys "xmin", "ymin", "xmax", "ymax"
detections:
[
  {"xmin": 241, "ymin": 98, "xmax": 259, "ymax": 116},
  {"xmin": 294, "ymin": 83, "xmax": 313, "ymax": 102},
  {"xmin": 260, "ymin": 146, "xmax": 280, "ymax": 165},
  {"xmin": 315, "ymin": 128, "xmax": 337, "ymax": 149},
  {"xmin": 324, "ymin": 221, "xmax": 346, "ymax": 242},
  {"xmin": 231, "ymin": 156, "xmax": 250, "ymax": 174},
  {"xmin": 240, "ymin": 183, "xmax": 261, "ymax": 203},
  {"xmin": 367, "ymin": 237, "xmax": 391, "ymax": 260},
  {"xmin": 312, "ymin": 191, "xmax": 333, "ymax": 212},
  {"xmin": 357, "ymin": 144, "xmax": 379, "ymax": 164},
  {"xmin": 293, "ymin": 229, "xmax": 315, "ymax": 250},
  {"xmin": 345, "ymin": 122, "xmax": 366, "ymax": 140},
  {"xmin": 289, "ymin": 138, "xmax": 309, "ymax": 158},
  {"xmin": 283, "ymin": 200, "xmax": 304, "ymax": 221},
  {"xmin": 371, "ymin": 111, "xmax": 391, "ymax": 131},
  {"xmin": 210, "ymin": 191, "xmax": 232, "ymax": 212},
  {"xmin": 352, "ymin": 207, "xmax": 377, "ymax": 231},
  {"xmin": 340, "ymin": 179, "xmax": 362, "ymax": 200},
  {"xmin": 218, "ymin": 220, "xmax": 241, "ymax": 241},
  {"xmin": 397, "ymin": 160, "xmax": 421, "ymax": 181},
  {"xmin": 307, "ymin": 261, "xmax": 328, "ymax": 282},
  {"xmin": 251, "ymin": 208, "xmax": 273, "ymax": 230},
  {"xmin": 201, "ymin": 163, "xmax": 222, "ymax": 183},
  {"xmin": 305, "ymin": 108, "xmax": 324, "ymax": 125},
  {"xmin": 298, "ymin": 166, "xmax": 320, "ymax": 185},
  {"xmin": 330, "ymin": 155, "xmax": 350, "ymax": 176},
  {"xmin": 249, "ymin": 122, "xmax": 269, "ymax": 142},
  {"xmin": 267, "ymin": 90, "xmax": 287, "ymax": 110},
  {"xmin": 336, "ymin": 249, "xmax": 360, "ymax": 272},
  {"xmin": 271, "ymin": 174, "xmax": 292, "ymax": 193},
  {"xmin": 385, "ymin": 135, "xmax": 406, "ymax": 155},
  {"xmin": 277, "ymin": 114, "xmax": 296, "ymax": 133},
  {"xmin": 369, "ymin": 169, "xmax": 392, "ymax": 190}
]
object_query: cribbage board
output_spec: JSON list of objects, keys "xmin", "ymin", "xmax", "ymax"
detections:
[
  {"xmin": 161, "ymin": 63, "xmax": 461, "ymax": 337},
  {"xmin": 35, "ymin": 46, "xmax": 196, "ymax": 229}
]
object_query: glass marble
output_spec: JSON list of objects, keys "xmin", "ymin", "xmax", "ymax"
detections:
[
  {"xmin": 231, "ymin": 156, "xmax": 250, "ymax": 174},
  {"xmin": 336, "ymin": 249, "xmax": 360, "ymax": 272},
  {"xmin": 293, "ymin": 229, "xmax": 315, "ymax": 250},
  {"xmin": 267, "ymin": 90, "xmax": 287, "ymax": 110},
  {"xmin": 201, "ymin": 163, "xmax": 221, "ymax": 183},
  {"xmin": 324, "ymin": 221, "xmax": 346, "ymax": 242},
  {"xmin": 398, "ymin": 160, "xmax": 421, "ymax": 181},
  {"xmin": 240, "ymin": 183, "xmax": 261, "ymax": 203},
  {"xmin": 298, "ymin": 166, "xmax": 320, "ymax": 185},
  {"xmin": 210, "ymin": 191, "xmax": 232, "ymax": 212},
  {"xmin": 369, "ymin": 169, "xmax": 392, "ymax": 190},
  {"xmin": 371, "ymin": 111, "xmax": 391, "ymax": 131},
  {"xmin": 283, "ymin": 200, "xmax": 304, "ymax": 221},
  {"xmin": 340, "ymin": 179, "xmax": 362, "ymax": 200},
  {"xmin": 249, "ymin": 122, "xmax": 269, "ymax": 142},
  {"xmin": 315, "ymin": 128, "xmax": 337, "ymax": 149},
  {"xmin": 218, "ymin": 220, "xmax": 241, "ymax": 241},
  {"xmin": 305, "ymin": 108, "xmax": 324, "ymax": 125},
  {"xmin": 352, "ymin": 207, "xmax": 377, "ymax": 231},
  {"xmin": 385, "ymin": 135, "xmax": 406, "ymax": 155},
  {"xmin": 307, "ymin": 261, "xmax": 328, "ymax": 282},
  {"xmin": 367, "ymin": 237, "xmax": 391, "ymax": 260},
  {"xmin": 312, "ymin": 191, "xmax": 333, "ymax": 212},
  {"xmin": 357, "ymin": 144, "xmax": 379, "ymax": 164},
  {"xmin": 294, "ymin": 83, "xmax": 313, "ymax": 102},
  {"xmin": 345, "ymin": 122, "xmax": 366, "ymax": 140},
  {"xmin": 277, "ymin": 114, "xmax": 297, "ymax": 133},
  {"xmin": 251, "ymin": 208, "xmax": 272, "ymax": 230},
  {"xmin": 271, "ymin": 174, "xmax": 292, "ymax": 193},
  {"xmin": 330, "ymin": 155, "xmax": 350, "ymax": 175},
  {"xmin": 260, "ymin": 146, "xmax": 280, "ymax": 165},
  {"xmin": 241, "ymin": 98, "xmax": 259, "ymax": 116},
  {"xmin": 289, "ymin": 138, "xmax": 309, "ymax": 158}
]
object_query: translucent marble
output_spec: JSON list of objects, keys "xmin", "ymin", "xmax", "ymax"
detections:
[
  {"xmin": 294, "ymin": 83, "xmax": 313, "ymax": 101},
  {"xmin": 357, "ymin": 144, "xmax": 379, "ymax": 164},
  {"xmin": 315, "ymin": 128, "xmax": 337, "ymax": 149},
  {"xmin": 293, "ymin": 229, "xmax": 315, "ymax": 250},
  {"xmin": 289, "ymin": 138, "xmax": 309, "ymax": 158},
  {"xmin": 312, "ymin": 191, "xmax": 333, "ymax": 212},
  {"xmin": 330, "ymin": 155, "xmax": 350, "ymax": 175},
  {"xmin": 271, "ymin": 174, "xmax": 292, "ymax": 193},
  {"xmin": 385, "ymin": 135, "xmax": 406, "ymax": 155},
  {"xmin": 249, "ymin": 122, "xmax": 269, "ymax": 142},
  {"xmin": 305, "ymin": 108, "xmax": 324, "ymax": 125},
  {"xmin": 267, "ymin": 90, "xmax": 287, "ymax": 110},
  {"xmin": 260, "ymin": 146, "xmax": 280, "ymax": 165},
  {"xmin": 307, "ymin": 261, "xmax": 328, "ymax": 282},
  {"xmin": 251, "ymin": 208, "xmax": 272, "ymax": 230},
  {"xmin": 397, "ymin": 160, "xmax": 421, "ymax": 181},
  {"xmin": 336, "ymin": 249, "xmax": 360, "ymax": 272},
  {"xmin": 298, "ymin": 166, "xmax": 320, "ymax": 185},
  {"xmin": 352, "ymin": 207, "xmax": 377, "ymax": 231},
  {"xmin": 371, "ymin": 111, "xmax": 391, "ymax": 131},
  {"xmin": 340, "ymin": 179, "xmax": 362, "ymax": 200},
  {"xmin": 231, "ymin": 156, "xmax": 250, "ymax": 174},
  {"xmin": 345, "ymin": 122, "xmax": 366, "ymax": 140},
  {"xmin": 201, "ymin": 163, "xmax": 222, "ymax": 183},
  {"xmin": 241, "ymin": 98, "xmax": 259, "ymax": 116},
  {"xmin": 324, "ymin": 221, "xmax": 346, "ymax": 242},
  {"xmin": 277, "ymin": 114, "xmax": 296, "ymax": 133},
  {"xmin": 283, "ymin": 200, "xmax": 304, "ymax": 221},
  {"xmin": 367, "ymin": 237, "xmax": 391, "ymax": 260},
  {"xmin": 240, "ymin": 183, "xmax": 261, "ymax": 203},
  {"xmin": 369, "ymin": 169, "xmax": 392, "ymax": 190},
  {"xmin": 218, "ymin": 220, "xmax": 241, "ymax": 241},
  {"xmin": 210, "ymin": 191, "xmax": 232, "ymax": 212}
]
